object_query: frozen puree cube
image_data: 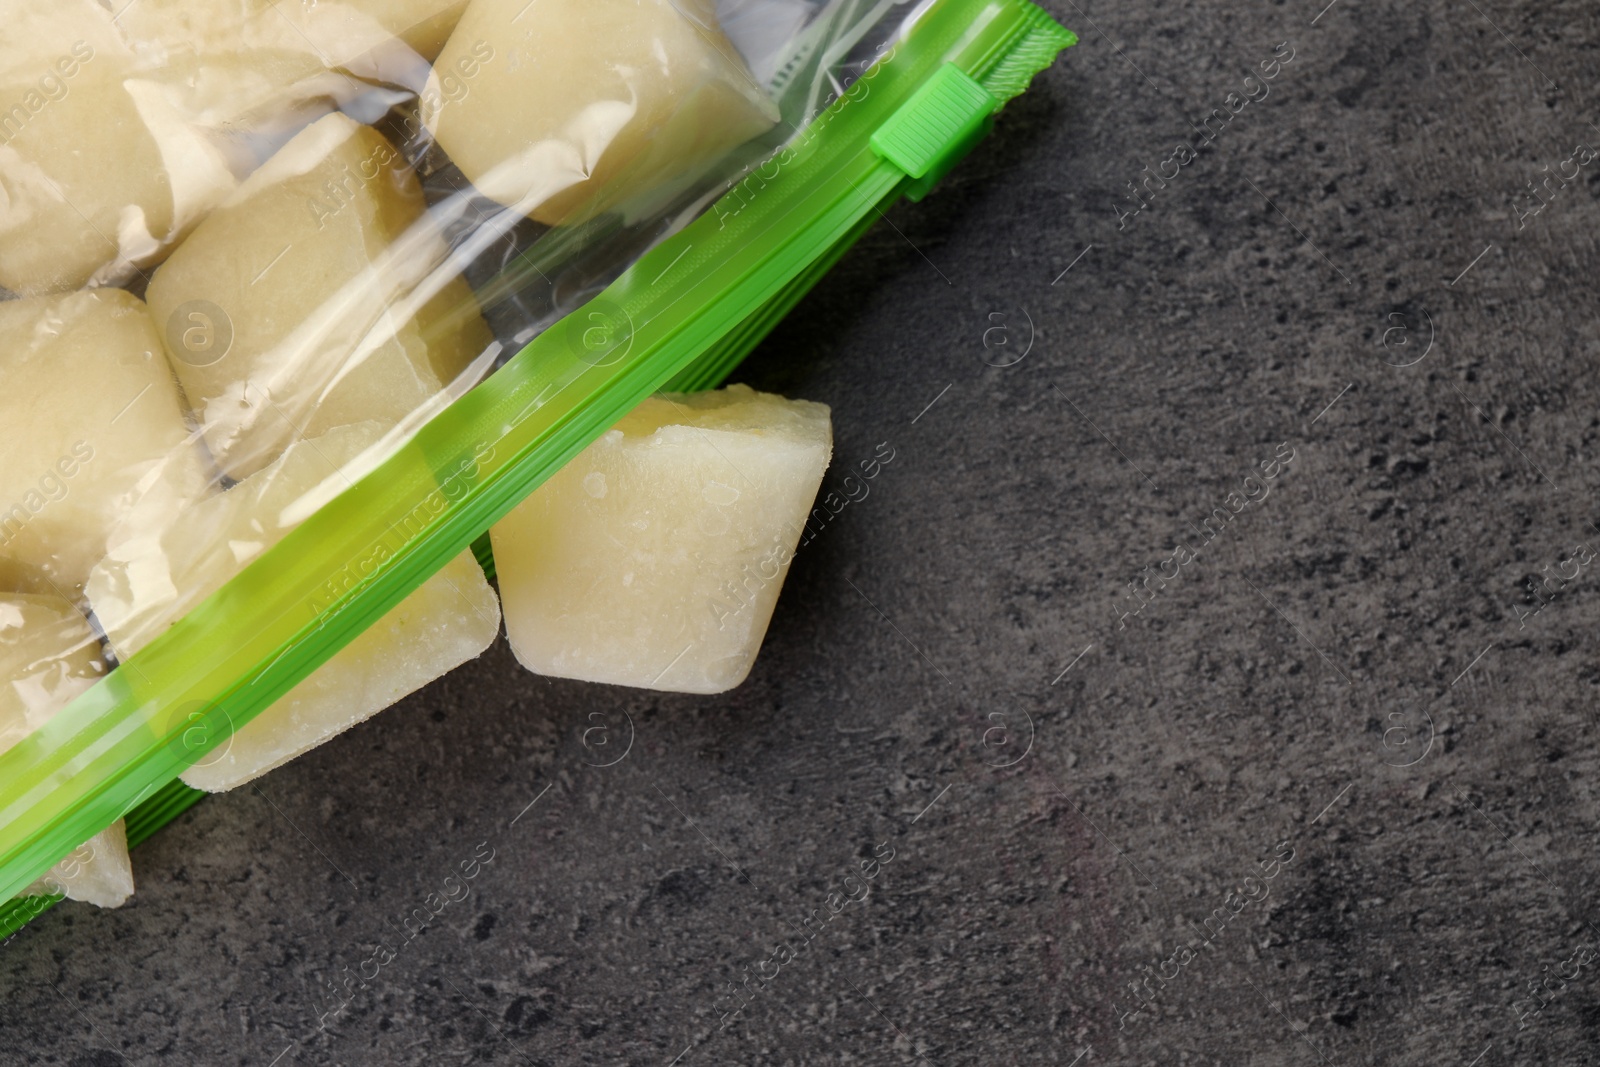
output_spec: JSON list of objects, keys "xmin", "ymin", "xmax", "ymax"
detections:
[
  {"xmin": 114, "ymin": 0, "xmax": 464, "ymax": 170},
  {"xmin": 386, "ymin": 0, "xmax": 475, "ymax": 60},
  {"xmin": 113, "ymin": 5, "xmax": 356, "ymax": 154},
  {"xmin": 145, "ymin": 112, "xmax": 492, "ymax": 480},
  {"xmin": 0, "ymin": 0, "xmax": 236, "ymax": 293},
  {"xmin": 178, "ymin": 547, "xmax": 497, "ymax": 792},
  {"xmin": 0, "ymin": 594, "xmax": 105, "ymax": 755},
  {"xmin": 111, "ymin": 0, "xmax": 472, "ymax": 157},
  {"xmin": 118, "ymin": 0, "xmax": 472, "ymax": 70},
  {"xmin": 0, "ymin": 593, "xmax": 134, "ymax": 909},
  {"xmin": 19, "ymin": 823, "xmax": 134, "ymax": 910},
  {"xmin": 0, "ymin": 290, "xmax": 210, "ymax": 594},
  {"xmin": 87, "ymin": 424, "xmax": 502, "ymax": 792},
  {"xmin": 491, "ymin": 384, "xmax": 831, "ymax": 694},
  {"xmin": 324, "ymin": 0, "xmax": 475, "ymax": 62},
  {"xmin": 424, "ymin": 0, "xmax": 779, "ymax": 224}
]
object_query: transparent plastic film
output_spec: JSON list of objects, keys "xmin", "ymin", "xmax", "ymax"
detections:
[
  {"xmin": 0, "ymin": 0, "xmax": 1074, "ymax": 914},
  {"xmin": 0, "ymin": 585, "xmax": 131, "ymax": 909}
]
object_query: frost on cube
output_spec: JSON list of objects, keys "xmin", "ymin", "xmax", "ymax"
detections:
[
  {"xmin": 145, "ymin": 112, "xmax": 492, "ymax": 480},
  {"xmin": 0, "ymin": 593, "xmax": 134, "ymax": 909},
  {"xmin": 491, "ymin": 385, "xmax": 832, "ymax": 694},
  {"xmin": 87, "ymin": 423, "xmax": 502, "ymax": 792},
  {"xmin": 0, "ymin": 290, "xmax": 210, "ymax": 594},
  {"xmin": 425, "ymin": 0, "xmax": 778, "ymax": 224}
]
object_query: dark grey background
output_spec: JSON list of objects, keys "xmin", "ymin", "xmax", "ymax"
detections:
[{"xmin": 7, "ymin": 0, "xmax": 1600, "ymax": 1063}]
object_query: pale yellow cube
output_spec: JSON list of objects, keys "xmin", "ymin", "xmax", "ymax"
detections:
[
  {"xmin": 20, "ymin": 823, "xmax": 135, "ymax": 911},
  {"xmin": 116, "ymin": 11, "xmax": 340, "ymax": 147},
  {"xmin": 117, "ymin": 0, "xmax": 471, "ymax": 68},
  {"xmin": 116, "ymin": 0, "xmax": 431, "ymax": 149},
  {"xmin": 88, "ymin": 424, "xmax": 502, "ymax": 791},
  {"xmin": 389, "ymin": 0, "xmax": 474, "ymax": 60},
  {"xmin": 424, "ymin": 0, "xmax": 778, "ymax": 223},
  {"xmin": 0, "ymin": 0, "xmax": 236, "ymax": 293},
  {"xmin": 0, "ymin": 594, "xmax": 105, "ymax": 751},
  {"xmin": 145, "ymin": 113, "xmax": 492, "ymax": 480},
  {"xmin": 113, "ymin": 0, "xmax": 469, "ymax": 155},
  {"xmin": 0, "ymin": 290, "xmax": 211, "ymax": 593},
  {"xmin": 491, "ymin": 385, "xmax": 831, "ymax": 694},
  {"xmin": 0, "ymin": 593, "xmax": 134, "ymax": 909}
]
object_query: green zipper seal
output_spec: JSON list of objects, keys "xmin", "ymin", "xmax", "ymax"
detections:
[
  {"xmin": 0, "ymin": 779, "xmax": 203, "ymax": 940},
  {"xmin": 0, "ymin": 0, "xmax": 1074, "ymax": 920}
]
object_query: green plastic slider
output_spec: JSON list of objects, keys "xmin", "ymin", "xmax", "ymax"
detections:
[{"xmin": 871, "ymin": 64, "xmax": 999, "ymax": 199}]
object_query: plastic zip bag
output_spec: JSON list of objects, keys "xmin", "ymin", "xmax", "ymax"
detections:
[{"xmin": 0, "ymin": 0, "xmax": 1074, "ymax": 925}]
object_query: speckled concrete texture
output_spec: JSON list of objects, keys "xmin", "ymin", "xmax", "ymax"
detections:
[{"xmin": 7, "ymin": 1, "xmax": 1600, "ymax": 1063}]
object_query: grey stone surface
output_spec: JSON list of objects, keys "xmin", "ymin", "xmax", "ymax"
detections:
[{"xmin": 6, "ymin": 1, "xmax": 1600, "ymax": 1063}]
